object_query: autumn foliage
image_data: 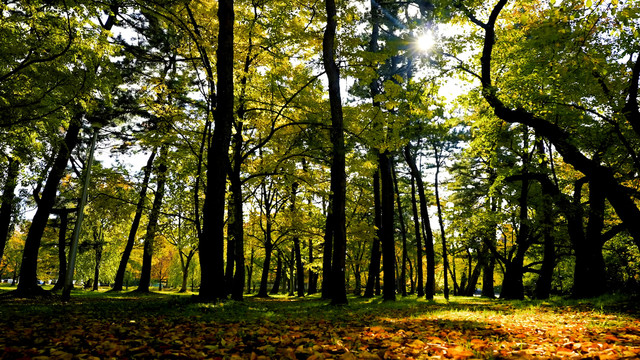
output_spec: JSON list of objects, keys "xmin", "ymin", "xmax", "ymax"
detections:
[{"xmin": 1, "ymin": 293, "xmax": 639, "ymax": 359}]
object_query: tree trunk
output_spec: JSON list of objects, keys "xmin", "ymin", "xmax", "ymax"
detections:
[
  {"xmin": 246, "ymin": 247, "xmax": 255, "ymax": 294},
  {"xmin": 17, "ymin": 117, "xmax": 81, "ymax": 297},
  {"xmin": 51, "ymin": 210, "xmax": 72, "ymax": 291},
  {"xmin": 230, "ymin": 123, "xmax": 245, "ymax": 300},
  {"xmin": 364, "ymin": 171, "xmax": 382, "ymax": 298},
  {"xmin": 199, "ymin": 0, "xmax": 234, "ymax": 302},
  {"xmin": 269, "ymin": 251, "xmax": 281, "ymax": 295},
  {"xmin": 323, "ymin": 0, "xmax": 348, "ymax": 306},
  {"xmin": 179, "ymin": 251, "xmax": 194, "ymax": 293},
  {"xmin": 379, "ymin": 151, "xmax": 396, "ymax": 301},
  {"xmin": 482, "ymin": 253, "xmax": 496, "ymax": 298},
  {"xmin": 535, "ymin": 190, "xmax": 555, "ymax": 299},
  {"xmin": 434, "ymin": 151, "xmax": 449, "ymax": 299},
  {"xmin": 410, "ymin": 175, "xmax": 424, "ymax": 297},
  {"xmin": 573, "ymin": 176, "xmax": 607, "ymax": 298},
  {"xmin": 404, "ymin": 145, "xmax": 435, "ymax": 300},
  {"xmin": 321, "ymin": 196, "xmax": 333, "ymax": 299},
  {"xmin": 258, "ymin": 231, "xmax": 274, "ymax": 297},
  {"xmin": 137, "ymin": 145, "xmax": 168, "ymax": 292},
  {"xmin": 392, "ymin": 162, "xmax": 408, "ymax": 297},
  {"xmin": 0, "ymin": 158, "xmax": 19, "ymax": 263},
  {"xmin": 308, "ymin": 237, "xmax": 317, "ymax": 294},
  {"xmin": 112, "ymin": 149, "xmax": 156, "ymax": 291},
  {"xmin": 93, "ymin": 241, "xmax": 103, "ymax": 291},
  {"xmin": 500, "ymin": 167, "xmax": 530, "ymax": 300}
]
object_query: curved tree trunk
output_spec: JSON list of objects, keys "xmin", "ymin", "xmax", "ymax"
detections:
[
  {"xmin": 112, "ymin": 149, "xmax": 156, "ymax": 291},
  {"xmin": 17, "ymin": 117, "xmax": 81, "ymax": 297}
]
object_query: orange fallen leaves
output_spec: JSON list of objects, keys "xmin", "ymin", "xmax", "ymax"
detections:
[{"xmin": 1, "ymin": 296, "xmax": 640, "ymax": 359}]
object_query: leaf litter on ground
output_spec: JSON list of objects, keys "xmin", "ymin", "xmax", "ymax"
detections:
[{"xmin": 1, "ymin": 290, "xmax": 639, "ymax": 359}]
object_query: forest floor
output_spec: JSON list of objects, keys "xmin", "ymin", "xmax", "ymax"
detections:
[{"xmin": 1, "ymin": 287, "xmax": 639, "ymax": 359}]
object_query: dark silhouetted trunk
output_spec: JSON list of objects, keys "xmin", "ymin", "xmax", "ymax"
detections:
[
  {"xmin": 308, "ymin": 238, "xmax": 318, "ymax": 294},
  {"xmin": 364, "ymin": 171, "xmax": 382, "ymax": 298},
  {"xmin": 379, "ymin": 151, "xmax": 396, "ymax": 301},
  {"xmin": 270, "ymin": 251, "xmax": 282, "ymax": 295},
  {"xmin": 573, "ymin": 176, "xmax": 607, "ymax": 298},
  {"xmin": 17, "ymin": 117, "xmax": 81, "ymax": 297},
  {"xmin": 323, "ymin": 0, "xmax": 348, "ymax": 306},
  {"xmin": 113, "ymin": 149, "xmax": 156, "ymax": 291},
  {"xmin": 199, "ymin": 0, "xmax": 234, "ymax": 302},
  {"xmin": 321, "ymin": 197, "xmax": 333, "ymax": 299},
  {"xmin": 51, "ymin": 210, "xmax": 72, "ymax": 291},
  {"xmin": 230, "ymin": 123, "xmax": 245, "ymax": 300},
  {"xmin": 0, "ymin": 158, "xmax": 19, "ymax": 263},
  {"xmin": 404, "ymin": 145, "xmax": 435, "ymax": 300},
  {"xmin": 410, "ymin": 175, "xmax": 424, "ymax": 297},
  {"xmin": 137, "ymin": 145, "xmax": 168, "ymax": 292},
  {"xmin": 392, "ymin": 162, "xmax": 407, "ymax": 297},
  {"xmin": 434, "ymin": 150, "xmax": 449, "ymax": 299}
]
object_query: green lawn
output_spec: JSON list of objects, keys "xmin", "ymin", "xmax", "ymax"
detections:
[{"xmin": 1, "ymin": 288, "xmax": 639, "ymax": 359}]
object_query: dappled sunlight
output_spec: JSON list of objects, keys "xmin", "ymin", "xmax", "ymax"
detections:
[{"xmin": 2, "ymin": 293, "xmax": 639, "ymax": 359}]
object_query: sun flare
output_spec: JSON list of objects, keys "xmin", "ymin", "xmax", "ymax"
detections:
[{"xmin": 416, "ymin": 31, "xmax": 434, "ymax": 52}]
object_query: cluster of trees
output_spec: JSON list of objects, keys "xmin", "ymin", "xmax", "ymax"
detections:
[{"xmin": 1, "ymin": 0, "xmax": 639, "ymax": 302}]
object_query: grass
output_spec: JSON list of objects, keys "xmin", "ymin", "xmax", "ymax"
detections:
[{"xmin": 1, "ymin": 288, "xmax": 639, "ymax": 359}]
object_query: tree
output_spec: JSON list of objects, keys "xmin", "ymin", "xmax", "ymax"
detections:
[{"xmin": 323, "ymin": 0, "xmax": 348, "ymax": 305}]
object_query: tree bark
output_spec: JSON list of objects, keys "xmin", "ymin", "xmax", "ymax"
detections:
[
  {"xmin": 392, "ymin": 162, "xmax": 408, "ymax": 297},
  {"xmin": 137, "ymin": 145, "xmax": 168, "ymax": 292},
  {"xmin": 364, "ymin": 171, "xmax": 382, "ymax": 298},
  {"xmin": 321, "ymin": 196, "xmax": 333, "ymax": 299},
  {"xmin": 404, "ymin": 145, "xmax": 435, "ymax": 300},
  {"xmin": 410, "ymin": 174, "xmax": 424, "ymax": 297},
  {"xmin": 269, "ymin": 251, "xmax": 281, "ymax": 295},
  {"xmin": 230, "ymin": 122, "xmax": 245, "ymax": 300},
  {"xmin": 573, "ymin": 176, "xmax": 607, "ymax": 298},
  {"xmin": 112, "ymin": 149, "xmax": 156, "ymax": 291},
  {"xmin": 0, "ymin": 158, "xmax": 19, "ymax": 263},
  {"xmin": 323, "ymin": 0, "xmax": 348, "ymax": 306},
  {"xmin": 17, "ymin": 117, "xmax": 81, "ymax": 297},
  {"xmin": 379, "ymin": 151, "xmax": 396, "ymax": 301},
  {"xmin": 434, "ymin": 148, "xmax": 449, "ymax": 299},
  {"xmin": 200, "ymin": 0, "xmax": 234, "ymax": 302},
  {"xmin": 308, "ymin": 237, "xmax": 318, "ymax": 294}
]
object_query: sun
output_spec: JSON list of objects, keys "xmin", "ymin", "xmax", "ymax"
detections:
[{"xmin": 416, "ymin": 31, "xmax": 434, "ymax": 53}]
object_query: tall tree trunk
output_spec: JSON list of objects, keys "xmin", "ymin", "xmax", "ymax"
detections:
[
  {"xmin": 179, "ymin": 251, "xmax": 194, "ymax": 293},
  {"xmin": 92, "ymin": 236, "xmax": 103, "ymax": 291},
  {"xmin": 434, "ymin": 149, "xmax": 449, "ymax": 299},
  {"xmin": 137, "ymin": 145, "xmax": 168, "ymax": 292},
  {"xmin": 411, "ymin": 175, "xmax": 424, "ymax": 297},
  {"xmin": 291, "ymin": 183, "xmax": 305, "ymax": 297},
  {"xmin": 535, "ymin": 190, "xmax": 555, "ymax": 299},
  {"xmin": 51, "ymin": 211, "xmax": 70, "ymax": 291},
  {"xmin": 308, "ymin": 237, "xmax": 317, "ymax": 294},
  {"xmin": 112, "ymin": 149, "xmax": 156, "ymax": 291},
  {"xmin": 321, "ymin": 196, "xmax": 333, "ymax": 299},
  {"xmin": 17, "ymin": 117, "xmax": 81, "ymax": 297},
  {"xmin": 404, "ymin": 145, "xmax": 435, "ymax": 300},
  {"xmin": 0, "ymin": 158, "xmax": 19, "ymax": 263},
  {"xmin": 573, "ymin": 176, "xmax": 607, "ymax": 298},
  {"xmin": 200, "ymin": 0, "xmax": 234, "ymax": 302},
  {"xmin": 364, "ymin": 171, "xmax": 382, "ymax": 298},
  {"xmin": 500, "ymin": 166, "xmax": 531, "ymax": 300},
  {"xmin": 258, "ymin": 223, "xmax": 274, "ymax": 297},
  {"xmin": 379, "ymin": 151, "xmax": 396, "ymax": 301},
  {"xmin": 246, "ymin": 247, "xmax": 255, "ymax": 293},
  {"xmin": 482, "ymin": 254, "xmax": 496, "ymax": 298},
  {"xmin": 392, "ymin": 162, "xmax": 408, "ymax": 297},
  {"xmin": 230, "ymin": 122, "xmax": 245, "ymax": 300},
  {"xmin": 269, "ymin": 251, "xmax": 281, "ymax": 295},
  {"xmin": 323, "ymin": 0, "xmax": 348, "ymax": 306}
]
